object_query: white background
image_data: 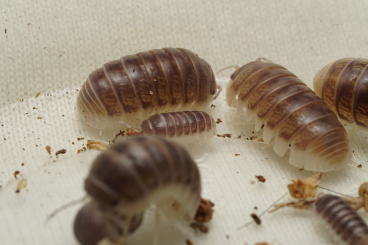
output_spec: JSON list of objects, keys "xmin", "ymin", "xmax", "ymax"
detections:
[{"xmin": 0, "ymin": 0, "xmax": 367, "ymax": 245}]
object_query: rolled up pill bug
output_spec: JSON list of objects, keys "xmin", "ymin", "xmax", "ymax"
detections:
[
  {"xmin": 225, "ymin": 58, "xmax": 352, "ymax": 172},
  {"xmin": 312, "ymin": 195, "xmax": 368, "ymax": 245},
  {"xmin": 314, "ymin": 58, "xmax": 368, "ymax": 131},
  {"xmin": 74, "ymin": 136, "xmax": 202, "ymax": 245},
  {"xmin": 123, "ymin": 111, "xmax": 217, "ymax": 141},
  {"xmin": 77, "ymin": 48, "xmax": 221, "ymax": 130}
]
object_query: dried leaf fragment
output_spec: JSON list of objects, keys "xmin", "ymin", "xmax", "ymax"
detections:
[
  {"xmin": 35, "ymin": 91, "xmax": 41, "ymax": 98},
  {"xmin": 16, "ymin": 178, "xmax": 27, "ymax": 193},
  {"xmin": 235, "ymin": 154, "xmax": 240, "ymax": 156},
  {"xmin": 45, "ymin": 145, "xmax": 51, "ymax": 155},
  {"xmin": 55, "ymin": 149, "xmax": 66, "ymax": 156},
  {"xmin": 216, "ymin": 118, "xmax": 222, "ymax": 124},
  {"xmin": 287, "ymin": 173, "xmax": 322, "ymax": 200},
  {"xmin": 87, "ymin": 141, "xmax": 108, "ymax": 151},
  {"xmin": 194, "ymin": 198, "xmax": 214, "ymax": 223}
]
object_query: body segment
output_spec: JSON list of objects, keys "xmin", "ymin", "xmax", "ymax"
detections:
[
  {"xmin": 226, "ymin": 60, "xmax": 351, "ymax": 172},
  {"xmin": 74, "ymin": 136, "xmax": 201, "ymax": 245},
  {"xmin": 77, "ymin": 48, "xmax": 218, "ymax": 130},
  {"xmin": 314, "ymin": 58, "xmax": 368, "ymax": 131}
]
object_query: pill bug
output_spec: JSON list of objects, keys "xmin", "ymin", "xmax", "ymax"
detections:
[
  {"xmin": 314, "ymin": 58, "xmax": 368, "ymax": 131},
  {"xmin": 77, "ymin": 48, "xmax": 221, "ymax": 130},
  {"xmin": 124, "ymin": 111, "xmax": 217, "ymax": 141},
  {"xmin": 74, "ymin": 136, "xmax": 202, "ymax": 245},
  {"xmin": 225, "ymin": 59, "xmax": 352, "ymax": 172},
  {"xmin": 312, "ymin": 195, "xmax": 368, "ymax": 245}
]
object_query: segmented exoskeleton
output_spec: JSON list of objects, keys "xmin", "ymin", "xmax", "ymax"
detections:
[
  {"xmin": 225, "ymin": 59, "xmax": 351, "ymax": 172},
  {"xmin": 314, "ymin": 58, "xmax": 368, "ymax": 131},
  {"xmin": 312, "ymin": 195, "xmax": 368, "ymax": 245},
  {"xmin": 77, "ymin": 48, "xmax": 221, "ymax": 130},
  {"xmin": 74, "ymin": 136, "xmax": 202, "ymax": 245}
]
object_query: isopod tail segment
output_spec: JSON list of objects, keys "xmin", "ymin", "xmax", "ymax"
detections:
[{"xmin": 224, "ymin": 57, "xmax": 352, "ymax": 172}]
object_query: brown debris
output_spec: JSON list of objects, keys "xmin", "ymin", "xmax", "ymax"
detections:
[
  {"xmin": 255, "ymin": 243, "xmax": 268, "ymax": 245},
  {"xmin": 194, "ymin": 198, "xmax": 215, "ymax": 223},
  {"xmin": 77, "ymin": 137, "xmax": 84, "ymax": 141},
  {"xmin": 216, "ymin": 118, "xmax": 222, "ymax": 124},
  {"xmin": 186, "ymin": 239, "xmax": 193, "ymax": 245},
  {"xmin": 37, "ymin": 117, "xmax": 43, "ymax": 119},
  {"xmin": 250, "ymin": 136, "xmax": 257, "ymax": 141},
  {"xmin": 250, "ymin": 213, "xmax": 261, "ymax": 225},
  {"xmin": 126, "ymin": 128, "xmax": 143, "ymax": 136},
  {"xmin": 45, "ymin": 145, "xmax": 51, "ymax": 155},
  {"xmin": 87, "ymin": 141, "xmax": 108, "ymax": 151},
  {"xmin": 287, "ymin": 173, "xmax": 322, "ymax": 200},
  {"xmin": 15, "ymin": 179, "xmax": 27, "ymax": 193},
  {"xmin": 217, "ymin": 133, "xmax": 232, "ymax": 138},
  {"xmin": 35, "ymin": 92, "xmax": 41, "ymax": 98},
  {"xmin": 235, "ymin": 154, "xmax": 240, "ymax": 156},
  {"xmin": 114, "ymin": 130, "xmax": 125, "ymax": 139},
  {"xmin": 357, "ymin": 164, "xmax": 362, "ymax": 168},
  {"xmin": 55, "ymin": 149, "xmax": 66, "ymax": 156},
  {"xmin": 236, "ymin": 135, "xmax": 241, "ymax": 139},
  {"xmin": 14, "ymin": 171, "xmax": 20, "ymax": 179},
  {"xmin": 190, "ymin": 223, "xmax": 209, "ymax": 233},
  {"xmin": 255, "ymin": 175, "xmax": 266, "ymax": 183},
  {"xmin": 211, "ymin": 104, "xmax": 216, "ymax": 108}
]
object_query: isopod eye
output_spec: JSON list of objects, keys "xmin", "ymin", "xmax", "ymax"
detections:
[{"xmin": 211, "ymin": 90, "xmax": 216, "ymax": 95}]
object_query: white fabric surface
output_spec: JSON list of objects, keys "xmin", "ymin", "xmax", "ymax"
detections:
[{"xmin": 0, "ymin": 0, "xmax": 367, "ymax": 244}]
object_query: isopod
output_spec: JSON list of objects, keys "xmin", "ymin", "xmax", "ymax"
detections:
[
  {"xmin": 312, "ymin": 194, "xmax": 368, "ymax": 245},
  {"xmin": 77, "ymin": 48, "xmax": 221, "ymax": 130},
  {"xmin": 123, "ymin": 111, "xmax": 217, "ymax": 141},
  {"xmin": 225, "ymin": 58, "xmax": 351, "ymax": 172},
  {"xmin": 313, "ymin": 58, "xmax": 368, "ymax": 131},
  {"xmin": 74, "ymin": 136, "xmax": 203, "ymax": 245}
]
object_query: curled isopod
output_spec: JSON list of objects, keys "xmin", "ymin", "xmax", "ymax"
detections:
[
  {"xmin": 74, "ymin": 136, "xmax": 202, "ymax": 245},
  {"xmin": 225, "ymin": 59, "xmax": 352, "ymax": 172},
  {"xmin": 123, "ymin": 111, "xmax": 217, "ymax": 141},
  {"xmin": 77, "ymin": 48, "xmax": 221, "ymax": 130},
  {"xmin": 314, "ymin": 58, "xmax": 368, "ymax": 131},
  {"xmin": 312, "ymin": 195, "xmax": 368, "ymax": 245}
]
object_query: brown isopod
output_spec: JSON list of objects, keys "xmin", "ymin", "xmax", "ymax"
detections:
[
  {"xmin": 74, "ymin": 136, "xmax": 203, "ymax": 245},
  {"xmin": 225, "ymin": 58, "xmax": 351, "ymax": 172},
  {"xmin": 312, "ymin": 194, "xmax": 368, "ymax": 245},
  {"xmin": 314, "ymin": 58, "xmax": 368, "ymax": 131},
  {"xmin": 77, "ymin": 48, "xmax": 221, "ymax": 130},
  {"xmin": 123, "ymin": 111, "xmax": 217, "ymax": 141}
]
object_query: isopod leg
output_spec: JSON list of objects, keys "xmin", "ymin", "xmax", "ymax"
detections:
[
  {"xmin": 215, "ymin": 65, "xmax": 240, "ymax": 75},
  {"xmin": 213, "ymin": 85, "xmax": 223, "ymax": 100}
]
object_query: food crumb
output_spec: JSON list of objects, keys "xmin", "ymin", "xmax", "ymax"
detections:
[
  {"xmin": 250, "ymin": 213, "xmax": 261, "ymax": 225},
  {"xmin": 255, "ymin": 175, "xmax": 266, "ymax": 183},
  {"xmin": 21, "ymin": 163, "xmax": 24, "ymax": 166},
  {"xmin": 357, "ymin": 164, "xmax": 362, "ymax": 168},
  {"xmin": 55, "ymin": 149, "xmax": 66, "ymax": 156},
  {"xmin": 45, "ymin": 145, "xmax": 51, "ymax": 155},
  {"xmin": 15, "ymin": 178, "xmax": 27, "ymax": 193},
  {"xmin": 235, "ymin": 154, "xmax": 240, "ymax": 156},
  {"xmin": 14, "ymin": 171, "xmax": 20, "ymax": 179},
  {"xmin": 216, "ymin": 118, "xmax": 222, "ymax": 124},
  {"xmin": 3, "ymin": 138, "xmax": 6, "ymax": 140},
  {"xmin": 35, "ymin": 91, "xmax": 41, "ymax": 98}
]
